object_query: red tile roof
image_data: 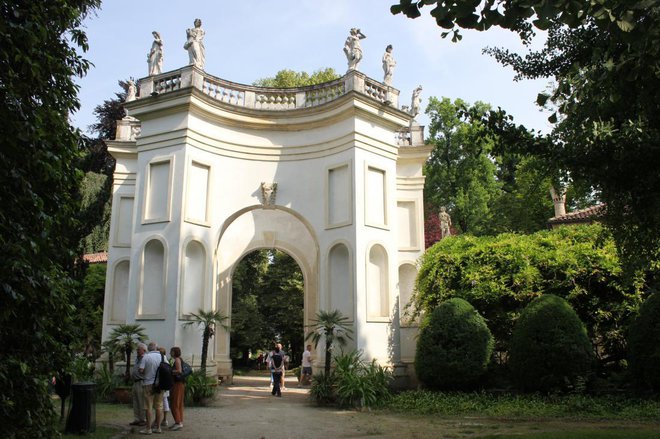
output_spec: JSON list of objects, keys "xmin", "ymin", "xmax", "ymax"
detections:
[
  {"xmin": 83, "ymin": 251, "xmax": 108, "ymax": 264},
  {"xmin": 548, "ymin": 203, "xmax": 606, "ymax": 226}
]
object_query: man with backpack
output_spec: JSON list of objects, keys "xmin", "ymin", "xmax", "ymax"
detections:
[
  {"xmin": 138, "ymin": 342, "xmax": 167, "ymax": 435},
  {"xmin": 268, "ymin": 344, "xmax": 285, "ymax": 397}
]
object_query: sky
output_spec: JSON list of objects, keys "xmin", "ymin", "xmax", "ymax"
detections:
[{"xmin": 73, "ymin": 0, "xmax": 553, "ymax": 135}]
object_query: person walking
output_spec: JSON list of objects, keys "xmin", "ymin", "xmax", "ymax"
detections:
[
  {"xmin": 169, "ymin": 347, "xmax": 185, "ymax": 431},
  {"xmin": 300, "ymin": 344, "xmax": 313, "ymax": 386},
  {"xmin": 268, "ymin": 345, "xmax": 285, "ymax": 397}
]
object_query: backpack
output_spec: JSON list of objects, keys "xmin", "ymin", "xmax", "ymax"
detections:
[
  {"xmin": 175, "ymin": 360, "xmax": 193, "ymax": 382},
  {"xmin": 153, "ymin": 353, "xmax": 174, "ymax": 392},
  {"xmin": 181, "ymin": 361, "xmax": 193, "ymax": 379},
  {"xmin": 271, "ymin": 351, "xmax": 283, "ymax": 371}
]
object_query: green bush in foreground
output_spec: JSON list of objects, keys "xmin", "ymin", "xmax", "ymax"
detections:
[
  {"xmin": 309, "ymin": 350, "xmax": 391, "ymax": 409},
  {"xmin": 415, "ymin": 298, "xmax": 494, "ymax": 390},
  {"xmin": 309, "ymin": 371, "xmax": 335, "ymax": 406},
  {"xmin": 333, "ymin": 350, "xmax": 391, "ymax": 409},
  {"xmin": 509, "ymin": 294, "xmax": 594, "ymax": 393},
  {"xmin": 628, "ymin": 292, "xmax": 660, "ymax": 391},
  {"xmin": 414, "ymin": 225, "xmax": 645, "ymax": 363},
  {"xmin": 184, "ymin": 370, "xmax": 217, "ymax": 406}
]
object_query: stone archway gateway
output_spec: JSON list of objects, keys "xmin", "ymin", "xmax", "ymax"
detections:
[
  {"xmin": 216, "ymin": 207, "xmax": 318, "ymax": 376},
  {"xmin": 101, "ymin": 64, "xmax": 432, "ymax": 382}
]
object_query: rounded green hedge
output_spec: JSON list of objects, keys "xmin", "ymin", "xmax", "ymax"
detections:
[
  {"xmin": 509, "ymin": 294, "xmax": 594, "ymax": 392},
  {"xmin": 628, "ymin": 292, "xmax": 660, "ymax": 390},
  {"xmin": 415, "ymin": 298, "xmax": 494, "ymax": 390}
]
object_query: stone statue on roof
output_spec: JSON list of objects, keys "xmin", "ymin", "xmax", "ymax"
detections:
[
  {"xmin": 147, "ymin": 31, "xmax": 163, "ymax": 76},
  {"xmin": 343, "ymin": 28, "xmax": 366, "ymax": 72},
  {"xmin": 184, "ymin": 18, "xmax": 206, "ymax": 69}
]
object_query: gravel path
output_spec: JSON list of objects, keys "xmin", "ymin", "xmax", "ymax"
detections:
[
  {"xmin": 114, "ymin": 374, "xmax": 412, "ymax": 439},
  {"xmin": 106, "ymin": 376, "xmax": 660, "ymax": 439}
]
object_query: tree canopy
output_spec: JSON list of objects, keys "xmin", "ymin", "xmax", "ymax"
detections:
[
  {"xmin": 423, "ymin": 96, "xmax": 586, "ymax": 240},
  {"xmin": 231, "ymin": 249, "xmax": 305, "ymax": 365},
  {"xmin": 392, "ymin": 0, "xmax": 660, "ymax": 276},
  {"xmin": 253, "ymin": 68, "xmax": 340, "ymax": 88},
  {"xmin": 0, "ymin": 1, "xmax": 100, "ymax": 436}
]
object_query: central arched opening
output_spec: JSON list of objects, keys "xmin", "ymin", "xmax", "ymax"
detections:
[
  {"xmin": 213, "ymin": 205, "xmax": 319, "ymax": 380},
  {"xmin": 230, "ymin": 248, "xmax": 305, "ymax": 376}
]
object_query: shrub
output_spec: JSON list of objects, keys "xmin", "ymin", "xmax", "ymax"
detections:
[
  {"xmin": 628, "ymin": 292, "xmax": 660, "ymax": 390},
  {"xmin": 184, "ymin": 370, "xmax": 217, "ymax": 406},
  {"xmin": 509, "ymin": 294, "xmax": 594, "ymax": 392},
  {"xmin": 414, "ymin": 225, "xmax": 645, "ymax": 362},
  {"xmin": 310, "ymin": 371, "xmax": 336, "ymax": 406},
  {"xmin": 415, "ymin": 298, "xmax": 494, "ymax": 390},
  {"xmin": 94, "ymin": 363, "xmax": 121, "ymax": 402},
  {"xmin": 333, "ymin": 351, "xmax": 392, "ymax": 409},
  {"xmin": 309, "ymin": 350, "xmax": 392, "ymax": 409}
]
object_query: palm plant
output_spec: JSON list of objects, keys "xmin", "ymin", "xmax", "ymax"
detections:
[
  {"xmin": 306, "ymin": 309, "xmax": 353, "ymax": 375},
  {"xmin": 183, "ymin": 309, "xmax": 228, "ymax": 373},
  {"xmin": 107, "ymin": 323, "xmax": 147, "ymax": 385}
]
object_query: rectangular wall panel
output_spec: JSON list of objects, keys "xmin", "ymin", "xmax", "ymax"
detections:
[
  {"xmin": 397, "ymin": 201, "xmax": 417, "ymax": 250},
  {"xmin": 366, "ymin": 167, "xmax": 386, "ymax": 227},
  {"xmin": 327, "ymin": 164, "xmax": 350, "ymax": 227},
  {"xmin": 185, "ymin": 162, "xmax": 210, "ymax": 223},
  {"xmin": 114, "ymin": 196, "xmax": 134, "ymax": 247},
  {"xmin": 145, "ymin": 161, "xmax": 170, "ymax": 221}
]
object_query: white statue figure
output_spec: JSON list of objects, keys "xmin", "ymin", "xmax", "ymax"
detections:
[
  {"xmin": 125, "ymin": 79, "xmax": 137, "ymax": 102},
  {"xmin": 439, "ymin": 206, "xmax": 452, "ymax": 238},
  {"xmin": 129, "ymin": 124, "xmax": 141, "ymax": 142},
  {"xmin": 410, "ymin": 85, "xmax": 423, "ymax": 119},
  {"xmin": 260, "ymin": 182, "xmax": 278, "ymax": 206},
  {"xmin": 382, "ymin": 44, "xmax": 396, "ymax": 86},
  {"xmin": 343, "ymin": 28, "xmax": 366, "ymax": 71},
  {"xmin": 147, "ymin": 31, "xmax": 163, "ymax": 76},
  {"xmin": 184, "ymin": 18, "xmax": 206, "ymax": 69}
]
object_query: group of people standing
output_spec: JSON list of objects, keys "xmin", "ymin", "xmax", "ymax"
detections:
[{"xmin": 130, "ymin": 342, "xmax": 186, "ymax": 435}]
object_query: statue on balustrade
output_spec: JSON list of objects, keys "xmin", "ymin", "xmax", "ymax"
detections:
[
  {"xmin": 382, "ymin": 44, "xmax": 395, "ymax": 86},
  {"xmin": 125, "ymin": 79, "xmax": 137, "ymax": 102},
  {"xmin": 410, "ymin": 85, "xmax": 423, "ymax": 119},
  {"xmin": 343, "ymin": 28, "xmax": 366, "ymax": 72},
  {"xmin": 439, "ymin": 206, "xmax": 452, "ymax": 239},
  {"xmin": 147, "ymin": 31, "xmax": 163, "ymax": 76},
  {"xmin": 184, "ymin": 18, "xmax": 206, "ymax": 69}
]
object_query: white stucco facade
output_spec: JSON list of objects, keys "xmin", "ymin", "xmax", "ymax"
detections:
[{"xmin": 101, "ymin": 66, "xmax": 431, "ymax": 381}]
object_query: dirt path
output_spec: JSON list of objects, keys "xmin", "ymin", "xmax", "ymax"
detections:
[
  {"xmin": 109, "ymin": 375, "xmax": 660, "ymax": 439},
  {"xmin": 114, "ymin": 374, "xmax": 451, "ymax": 439}
]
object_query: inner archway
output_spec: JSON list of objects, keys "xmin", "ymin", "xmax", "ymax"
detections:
[
  {"xmin": 213, "ymin": 206, "xmax": 319, "ymax": 378},
  {"xmin": 230, "ymin": 249, "xmax": 305, "ymax": 371}
]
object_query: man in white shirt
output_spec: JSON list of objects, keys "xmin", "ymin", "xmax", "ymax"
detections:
[
  {"xmin": 138, "ymin": 342, "xmax": 165, "ymax": 434},
  {"xmin": 300, "ymin": 344, "xmax": 313, "ymax": 386}
]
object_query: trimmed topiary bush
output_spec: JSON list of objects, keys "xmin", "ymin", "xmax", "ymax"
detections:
[
  {"xmin": 628, "ymin": 292, "xmax": 660, "ymax": 391},
  {"xmin": 415, "ymin": 298, "xmax": 494, "ymax": 390},
  {"xmin": 509, "ymin": 294, "xmax": 594, "ymax": 393}
]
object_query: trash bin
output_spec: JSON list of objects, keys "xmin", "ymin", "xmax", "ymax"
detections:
[{"xmin": 65, "ymin": 382, "xmax": 96, "ymax": 434}]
